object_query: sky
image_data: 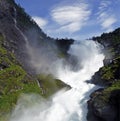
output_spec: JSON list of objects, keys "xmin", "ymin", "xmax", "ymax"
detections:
[{"xmin": 15, "ymin": 0, "xmax": 120, "ymax": 40}]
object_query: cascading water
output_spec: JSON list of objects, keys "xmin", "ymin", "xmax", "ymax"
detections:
[
  {"xmin": 10, "ymin": 5, "xmax": 105, "ymax": 121},
  {"xmin": 9, "ymin": 38, "xmax": 105, "ymax": 121},
  {"xmin": 13, "ymin": 7, "xmax": 30, "ymax": 50}
]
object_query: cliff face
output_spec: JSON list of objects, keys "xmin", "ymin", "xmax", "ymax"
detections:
[
  {"xmin": 0, "ymin": 0, "xmax": 74, "ymax": 75},
  {"xmin": 0, "ymin": 0, "xmax": 72, "ymax": 120},
  {"xmin": 0, "ymin": 0, "xmax": 54, "ymax": 74},
  {"xmin": 1, "ymin": 0, "xmax": 120, "ymax": 121},
  {"xmin": 87, "ymin": 28, "xmax": 120, "ymax": 121}
]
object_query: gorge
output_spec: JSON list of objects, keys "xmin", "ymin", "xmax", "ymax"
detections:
[
  {"xmin": 0, "ymin": 0, "xmax": 120, "ymax": 121},
  {"xmin": 9, "ymin": 40, "xmax": 104, "ymax": 121}
]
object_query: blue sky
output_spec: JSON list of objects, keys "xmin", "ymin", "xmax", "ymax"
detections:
[{"xmin": 15, "ymin": 0, "xmax": 120, "ymax": 40}]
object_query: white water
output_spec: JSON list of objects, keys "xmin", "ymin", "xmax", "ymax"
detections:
[
  {"xmin": 10, "ymin": 40, "xmax": 104, "ymax": 121},
  {"xmin": 10, "ymin": 7, "xmax": 105, "ymax": 121}
]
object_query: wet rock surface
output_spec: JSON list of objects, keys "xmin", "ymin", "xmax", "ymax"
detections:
[{"xmin": 87, "ymin": 28, "xmax": 120, "ymax": 121}]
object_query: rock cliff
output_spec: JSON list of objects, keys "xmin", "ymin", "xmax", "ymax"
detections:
[
  {"xmin": 0, "ymin": 0, "xmax": 71, "ymax": 120},
  {"xmin": 87, "ymin": 28, "xmax": 120, "ymax": 121}
]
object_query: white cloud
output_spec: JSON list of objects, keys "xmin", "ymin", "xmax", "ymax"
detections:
[
  {"xmin": 98, "ymin": 1, "xmax": 110, "ymax": 10},
  {"xmin": 51, "ymin": 3, "xmax": 91, "ymax": 33},
  {"xmin": 101, "ymin": 16, "xmax": 117, "ymax": 30},
  {"xmin": 97, "ymin": 1, "xmax": 117, "ymax": 32},
  {"xmin": 32, "ymin": 16, "xmax": 48, "ymax": 28}
]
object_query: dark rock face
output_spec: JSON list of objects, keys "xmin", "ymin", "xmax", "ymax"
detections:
[
  {"xmin": 87, "ymin": 89, "xmax": 118, "ymax": 121},
  {"xmin": 0, "ymin": 1, "xmax": 74, "ymax": 119},
  {"xmin": 0, "ymin": 0, "xmax": 74, "ymax": 75},
  {"xmin": 109, "ymin": 90, "xmax": 120, "ymax": 121},
  {"xmin": 87, "ymin": 28, "xmax": 120, "ymax": 121}
]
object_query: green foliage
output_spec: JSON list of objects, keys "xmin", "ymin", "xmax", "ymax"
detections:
[
  {"xmin": 0, "ymin": 31, "xmax": 68, "ymax": 120},
  {"xmin": 105, "ymin": 80, "xmax": 120, "ymax": 92},
  {"xmin": 0, "ymin": 33, "xmax": 42, "ymax": 120},
  {"xmin": 92, "ymin": 28, "xmax": 120, "ymax": 107},
  {"xmin": 0, "ymin": 65, "xmax": 42, "ymax": 120},
  {"xmin": 37, "ymin": 74, "xmax": 69, "ymax": 97},
  {"xmin": 95, "ymin": 56, "xmax": 120, "ymax": 106},
  {"xmin": 102, "ymin": 66, "xmax": 115, "ymax": 80},
  {"xmin": 101, "ymin": 56, "xmax": 120, "ymax": 83},
  {"xmin": 22, "ymin": 83, "xmax": 42, "ymax": 94},
  {"xmin": 97, "ymin": 80, "xmax": 120, "ymax": 105},
  {"xmin": 0, "ymin": 63, "xmax": 42, "ymax": 118},
  {"xmin": 93, "ymin": 80, "xmax": 120, "ymax": 108},
  {"xmin": 0, "ymin": 47, "xmax": 7, "ymax": 55}
]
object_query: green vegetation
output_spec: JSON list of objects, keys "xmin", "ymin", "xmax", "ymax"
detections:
[
  {"xmin": 92, "ymin": 28, "xmax": 120, "ymax": 109},
  {"xmin": 95, "ymin": 80, "xmax": 120, "ymax": 108},
  {"xmin": 101, "ymin": 56, "xmax": 120, "ymax": 83},
  {"xmin": 37, "ymin": 74, "xmax": 69, "ymax": 97},
  {"xmin": 0, "ymin": 32, "xmax": 69, "ymax": 120},
  {"xmin": 0, "ymin": 33, "xmax": 42, "ymax": 120},
  {"xmin": 95, "ymin": 56, "xmax": 120, "ymax": 105},
  {"xmin": 105, "ymin": 80, "xmax": 120, "ymax": 93}
]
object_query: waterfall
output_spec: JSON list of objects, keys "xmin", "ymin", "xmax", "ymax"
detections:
[
  {"xmin": 9, "ymin": 39, "xmax": 105, "ymax": 121},
  {"xmin": 13, "ymin": 7, "xmax": 29, "ymax": 48},
  {"xmin": 10, "ymin": 6, "xmax": 105, "ymax": 121}
]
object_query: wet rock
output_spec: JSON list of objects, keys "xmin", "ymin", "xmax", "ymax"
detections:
[{"xmin": 87, "ymin": 89, "xmax": 118, "ymax": 121}]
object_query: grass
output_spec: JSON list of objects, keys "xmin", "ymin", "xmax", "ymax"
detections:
[
  {"xmin": 101, "ymin": 56, "xmax": 120, "ymax": 82},
  {"xmin": 37, "ymin": 74, "xmax": 69, "ymax": 97},
  {"xmin": 0, "ymin": 33, "xmax": 68, "ymax": 120},
  {"xmin": 0, "ymin": 33, "xmax": 43, "ymax": 120},
  {"xmin": 97, "ymin": 80, "xmax": 120, "ymax": 105},
  {"xmin": 101, "ymin": 66, "xmax": 115, "ymax": 80},
  {"xmin": 93, "ymin": 56, "xmax": 120, "ymax": 107},
  {"xmin": 100, "ymin": 81, "xmax": 120, "ymax": 104},
  {"xmin": 104, "ymin": 80, "xmax": 120, "ymax": 93}
]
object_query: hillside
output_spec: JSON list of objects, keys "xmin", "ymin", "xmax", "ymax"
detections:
[
  {"xmin": 1, "ymin": 0, "xmax": 120, "ymax": 121},
  {"xmin": 0, "ymin": 0, "xmax": 71, "ymax": 120},
  {"xmin": 87, "ymin": 28, "xmax": 120, "ymax": 121}
]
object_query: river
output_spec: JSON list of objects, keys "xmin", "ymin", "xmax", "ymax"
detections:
[{"xmin": 10, "ymin": 39, "xmax": 104, "ymax": 121}]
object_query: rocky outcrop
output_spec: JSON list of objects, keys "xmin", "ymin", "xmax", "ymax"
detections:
[
  {"xmin": 87, "ymin": 28, "xmax": 120, "ymax": 121},
  {"xmin": 0, "ymin": 0, "xmax": 74, "ymax": 75},
  {"xmin": 0, "ymin": 0, "xmax": 73, "ymax": 120},
  {"xmin": 87, "ymin": 89, "xmax": 118, "ymax": 121}
]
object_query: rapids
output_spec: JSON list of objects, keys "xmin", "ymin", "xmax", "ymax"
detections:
[{"xmin": 10, "ymin": 40, "xmax": 104, "ymax": 121}]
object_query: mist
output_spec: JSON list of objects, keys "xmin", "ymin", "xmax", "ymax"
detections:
[
  {"xmin": 9, "ymin": 39, "xmax": 105, "ymax": 121},
  {"xmin": 23, "ymin": 29, "xmax": 60, "ymax": 75}
]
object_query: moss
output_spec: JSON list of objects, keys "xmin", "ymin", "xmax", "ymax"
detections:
[
  {"xmin": 101, "ymin": 66, "xmax": 114, "ymax": 80},
  {"xmin": 0, "ymin": 65, "xmax": 41, "ymax": 119},
  {"xmin": 101, "ymin": 56, "xmax": 120, "ymax": 83},
  {"xmin": 0, "ymin": 114, "xmax": 10, "ymax": 121},
  {"xmin": 94, "ymin": 80, "xmax": 120, "ymax": 108},
  {"xmin": 0, "ymin": 33, "xmax": 42, "ymax": 119},
  {"xmin": 0, "ymin": 47, "xmax": 7, "ymax": 55},
  {"xmin": 57, "ymin": 52, "xmax": 66, "ymax": 58},
  {"xmin": 0, "ymin": 34, "xmax": 68, "ymax": 119},
  {"xmin": 104, "ymin": 80, "xmax": 120, "ymax": 92},
  {"xmin": 97, "ymin": 57, "xmax": 120, "ymax": 105},
  {"xmin": 22, "ymin": 83, "xmax": 42, "ymax": 94},
  {"xmin": 37, "ymin": 74, "xmax": 69, "ymax": 97}
]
